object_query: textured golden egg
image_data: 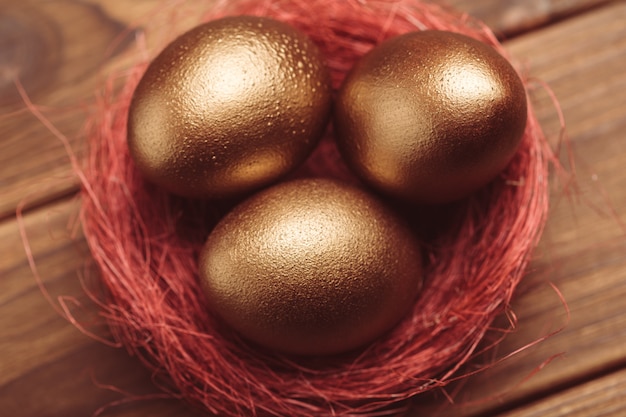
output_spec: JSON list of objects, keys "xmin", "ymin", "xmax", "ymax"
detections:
[
  {"xmin": 334, "ymin": 30, "xmax": 527, "ymax": 204},
  {"xmin": 128, "ymin": 16, "xmax": 332, "ymax": 198},
  {"xmin": 199, "ymin": 178, "xmax": 423, "ymax": 356}
]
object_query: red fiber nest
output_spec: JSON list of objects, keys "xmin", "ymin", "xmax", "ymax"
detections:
[{"xmin": 81, "ymin": 0, "xmax": 555, "ymax": 416}]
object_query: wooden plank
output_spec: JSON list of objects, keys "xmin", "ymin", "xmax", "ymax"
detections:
[
  {"xmin": 0, "ymin": 199, "xmax": 205, "ymax": 417},
  {"xmin": 500, "ymin": 368, "xmax": 626, "ymax": 417},
  {"xmin": 0, "ymin": 0, "xmax": 608, "ymax": 219},
  {"xmin": 409, "ymin": 2, "xmax": 626, "ymax": 415},
  {"xmin": 0, "ymin": 0, "xmax": 132, "ymax": 218},
  {"xmin": 446, "ymin": 0, "xmax": 613, "ymax": 36}
]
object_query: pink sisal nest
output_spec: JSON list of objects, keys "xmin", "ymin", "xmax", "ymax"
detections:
[{"xmin": 80, "ymin": 0, "xmax": 556, "ymax": 415}]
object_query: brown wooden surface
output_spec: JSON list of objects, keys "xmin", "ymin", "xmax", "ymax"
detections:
[
  {"xmin": 500, "ymin": 368, "xmax": 626, "ymax": 417},
  {"xmin": 1, "ymin": 0, "xmax": 625, "ymax": 416}
]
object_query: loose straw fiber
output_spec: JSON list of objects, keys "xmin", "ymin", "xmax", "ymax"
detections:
[{"xmin": 80, "ymin": 0, "xmax": 555, "ymax": 416}]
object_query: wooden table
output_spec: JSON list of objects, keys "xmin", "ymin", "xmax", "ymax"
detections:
[{"xmin": 1, "ymin": 0, "xmax": 625, "ymax": 416}]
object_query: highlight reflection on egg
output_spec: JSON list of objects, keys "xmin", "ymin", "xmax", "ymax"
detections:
[
  {"xmin": 334, "ymin": 30, "xmax": 528, "ymax": 204},
  {"xmin": 199, "ymin": 178, "xmax": 423, "ymax": 356},
  {"xmin": 128, "ymin": 16, "xmax": 332, "ymax": 199}
]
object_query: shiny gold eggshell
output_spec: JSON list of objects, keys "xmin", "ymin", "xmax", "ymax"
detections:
[
  {"xmin": 199, "ymin": 178, "xmax": 423, "ymax": 356},
  {"xmin": 334, "ymin": 30, "xmax": 528, "ymax": 204},
  {"xmin": 128, "ymin": 16, "xmax": 332, "ymax": 198}
]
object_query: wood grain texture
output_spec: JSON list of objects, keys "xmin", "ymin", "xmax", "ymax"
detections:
[
  {"xmin": 0, "ymin": 0, "xmax": 134, "ymax": 219},
  {"xmin": 500, "ymin": 368, "xmax": 626, "ymax": 417},
  {"xmin": 0, "ymin": 198, "xmax": 206, "ymax": 417},
  {"xmin": 446, "ymin": 0, "xmax": 613, "ymax": 35},
  {"xmin": 1, "ymin": 0, "xmax": 625, "ymax": 416}
]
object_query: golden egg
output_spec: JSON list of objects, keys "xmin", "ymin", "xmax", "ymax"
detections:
[
  {"xmin": 334, "ymin": 30, "xmax": 527, "ymax": 204},
  {"xmin": 128, "ymin": 16, "xmax": 332, "ymax": 199},
  {"xmin": 199, "ymin": 178, "xmax": 423, "ymax": 356}
]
